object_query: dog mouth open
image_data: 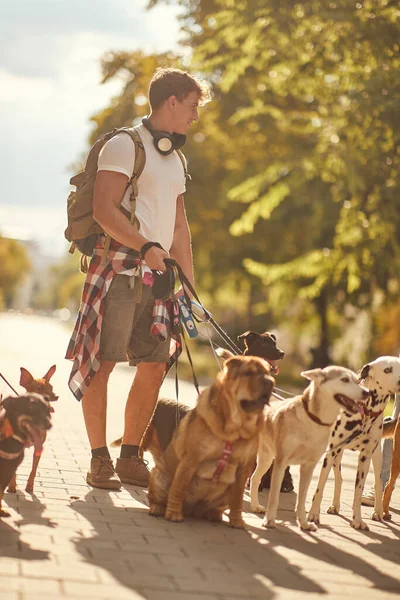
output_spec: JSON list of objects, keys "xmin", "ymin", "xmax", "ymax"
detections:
[
  {"xmin": 264, "ymin": 359, "xmax": 279, "ymax": 375},
  {"xmin": 22, "ymin": 422, "xmax": 45, "ymax": 456},
  {"xmin": 334, "ymin": 394, "xmax": 359, "ymax": 414}
]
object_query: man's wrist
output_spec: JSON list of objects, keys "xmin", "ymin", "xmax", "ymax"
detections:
[{"xmin": 139, "ymin": 241, "xmax": 164, "ymax": 260}]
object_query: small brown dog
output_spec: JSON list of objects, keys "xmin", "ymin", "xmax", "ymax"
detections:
[
  {"xmin": 148, "ymin": 356, "xmax": 275, "ymax": 528},
  {"xmin": 0, "ymin": 393, "xmax": 53, "ymax": 516},
  {"xmin": 7, "ymin": 365, "xmax": 58, "ymax": 494}
]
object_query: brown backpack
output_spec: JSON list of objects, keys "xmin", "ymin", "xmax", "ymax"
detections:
[
  {"xmin": 65, "ymin": 127, "xmax": 189, "ymax": 271},
  {"xmin": 64, "ymin": 127, "xmax": 146, "ymax": 260}
]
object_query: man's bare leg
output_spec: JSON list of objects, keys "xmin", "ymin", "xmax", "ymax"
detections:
[
  {"xmin": 82, "ymin": 361, "xmax": 115, "ymax": 449},
  {"xmin": 123, "ymin": 362, "xmax": 166, "ymax": 445},
  {"xmin": 82, "ymin": 361, "xmax": 121, "ymax": 490},
  {"xmin": 116, "ymin": 362, "xmax": 166, "ymax": 487}
]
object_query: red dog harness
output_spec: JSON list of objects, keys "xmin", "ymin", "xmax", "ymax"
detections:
[{"xmin": 212, "ymin": 441, "xmax": 233, "ymax": 481}]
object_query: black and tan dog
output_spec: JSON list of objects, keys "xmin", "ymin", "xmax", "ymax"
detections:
[
  {"xmin": 0, "ymin": 393, "xmax": 53, "ymax": 517},
  {"xmin": 7, "ymin": 365, "xmax": 58, "ymax": 494},
  {"xmin": 148, "ymin": 355, "xmax": 275, "ymax": 527}
]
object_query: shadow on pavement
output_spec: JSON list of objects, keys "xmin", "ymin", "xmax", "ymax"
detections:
[{"xmin": 0, "ymin": 518, "xmax": 50, "ymax": 561}]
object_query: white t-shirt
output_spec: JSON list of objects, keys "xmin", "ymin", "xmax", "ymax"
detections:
[{"xmin": 97, "ymin": 123, "xmax": 186, "ymax": 252}]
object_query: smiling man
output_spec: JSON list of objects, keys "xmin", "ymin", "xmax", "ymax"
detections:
[{"xmin": 66, "ymin": 68, "xmax": 210, "ymax": 490}]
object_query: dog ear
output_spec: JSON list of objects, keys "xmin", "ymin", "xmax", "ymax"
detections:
[
  {"xmin": 237, "ymin": 331, "xmax": 256, "ymax": 341},
  {"xmin": 43, "ymin": 365, "xmax": 56, "ymax": 381},
  {"xmin": 301, "ymin": 368, "xmax": 326, "ymax": 383},
  {"xmin": 358, "ymin": 363, "xmax": 370, "ymax": 382},
  {"xmin": 0, "ymin": 396, "xmax": 15, "ymax": 410},
  {"xmin": 20, "ymin": 367, "xmax": 34, "ymax": 388},
  {"xmin": 267, "ymin": 333, "xmax": 276, "ymax": 341}
]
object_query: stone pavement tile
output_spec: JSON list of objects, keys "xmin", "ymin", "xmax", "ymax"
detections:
[
  {"xmin": 0, "ymin": 559, "xmax": 20, "ymax": 576},
  {"xmin": 143, "ymin": 592, "xmax": 218, "ymax": 600},
  {"xmin": 175, "ymin": 576, "xmax": 257, "ymax": 596},
  {"xmin": 21, "ymin": 561, "xmax": 100, "ymax": 583},
  {"xmin": 158, "ymin": 553, "xmax": 231, "ymax": 571},
  {"xmin": 97, "ymin": 569, "xmax": 176, "ymax": 590},
  {"xmin": 0, "ymin": 575, "xmax": 61, "ymax": 595},
  {"xmin": 63, "ymin": 581, "xmax": 145, "ymax": 599},
  {"xmin": 0, "ymin": 593, "xmax": 20, "ymax": 600}
]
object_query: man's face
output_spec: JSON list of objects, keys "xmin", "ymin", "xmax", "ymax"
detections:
[{"xmin": 172, "ymin": 91, "xmax": 200, "ymax": 134}]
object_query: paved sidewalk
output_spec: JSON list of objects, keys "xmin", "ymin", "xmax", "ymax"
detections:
[{"xmin": 1, "ymin": 313, "xmax": 400, "ymax": 599}]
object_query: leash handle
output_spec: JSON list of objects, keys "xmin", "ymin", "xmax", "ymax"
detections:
[{"xmin": 164, "ymin": 259, "xmax": 242, "ymax": 355}]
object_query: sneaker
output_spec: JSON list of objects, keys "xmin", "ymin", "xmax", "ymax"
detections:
[
  {"xmin": 116, "ymin": 456, "xmax": 150, "ymax": 487},
  {"xmin": 361, "ymin": 488, "xmax": 375, "ymax": 507},
  {"xmin": 86, "ymin": 457, "xmax": 122, "ymax": 490}
]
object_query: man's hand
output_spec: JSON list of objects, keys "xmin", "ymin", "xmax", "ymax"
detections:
[{"xmin": 144, "ymin": 246, "xmax": 170, "ymax": 272}]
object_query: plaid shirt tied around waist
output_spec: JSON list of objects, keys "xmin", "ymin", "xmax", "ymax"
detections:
[{"xmin": 65, "ymin": 239, "xmax": 181, "ymax": 401}]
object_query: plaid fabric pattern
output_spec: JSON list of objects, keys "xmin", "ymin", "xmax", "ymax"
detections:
[{"xmin": 66, "ymin": 239, "xmax": 181, "ymax": 401}]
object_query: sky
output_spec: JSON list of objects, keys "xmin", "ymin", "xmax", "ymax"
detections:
[{"xmin": 0, "ymin": 0, "xmax": 182, "ymax": 257}]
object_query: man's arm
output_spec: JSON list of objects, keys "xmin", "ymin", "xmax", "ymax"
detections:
[
  {"xmin": 93, "ymin": 170, "xmax": 169, "ymax": 271},
  {"xmin": 170, "ymin": 194, "xmax": 194, "ymax": 290}
]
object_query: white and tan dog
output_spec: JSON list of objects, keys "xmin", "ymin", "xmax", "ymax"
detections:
[
  {"xmin": 250, "ymin": 366, "xmax": 369, "ymax": 531},
  {"xmin": 308, "ymin": 356, "xmax": 400, "ymax": 530}
]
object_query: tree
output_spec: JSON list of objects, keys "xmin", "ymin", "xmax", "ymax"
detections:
[{"xmin": 0, "ymin": 236, "xmax": 31, "ymax": 308}]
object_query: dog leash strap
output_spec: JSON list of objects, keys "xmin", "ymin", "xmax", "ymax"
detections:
[
  {"xmin": 0, "ymin": 373, "xmax": 19, "ymax": 396},
  {"xmin": 181, "ymin": 327, "xmax": 200, "ymax": 396},
  {"xmin": 212, "ymin": 441, "xmax": 233, "ymax": 481},
  {"xmin": 164, "ymin": 259, "xmax": 242, "ymax": 356}
]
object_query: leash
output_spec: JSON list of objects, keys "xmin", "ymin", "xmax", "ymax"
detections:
[{"xmin": 0, "ymin": 372, "xmax": 19, "ymax": 396}]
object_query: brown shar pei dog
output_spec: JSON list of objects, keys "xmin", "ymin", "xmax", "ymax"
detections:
[{"xmin": 148, "ymin": 355, "xmax": 275, "ymax": 528}]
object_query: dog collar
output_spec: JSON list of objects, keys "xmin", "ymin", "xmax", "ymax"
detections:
[
  {"xmin": 212, "ymin": 441, "xmax": 233, "ymax": 481},
  {"xmin": 303, "ymin": 397, "xmax": 334, "ymax": 427}
]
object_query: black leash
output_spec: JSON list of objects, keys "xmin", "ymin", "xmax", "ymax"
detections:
[
  {"xmin": 164, "ymin": 259, "xmax": 242, "ymax": 356},
  {"xmin": 0, "ymin": 372, "xmax": 19, "ymax": 396}
]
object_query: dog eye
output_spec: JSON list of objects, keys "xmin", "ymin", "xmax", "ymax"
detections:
[
  {"xmin": 384, "ymin": 367, "xmax": 393, "ymax": 374},
  {"xmin": 341, "ymin": 377, "xmax": 350, "ymax": 383}
]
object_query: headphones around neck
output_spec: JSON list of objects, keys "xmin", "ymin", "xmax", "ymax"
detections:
[{"xmin": 142, "ymin": 117, "xmax": 186, "ymax": 156}]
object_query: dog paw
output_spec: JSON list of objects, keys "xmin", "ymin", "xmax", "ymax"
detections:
[
  {"xmin": 251, "ymin": 504, "xmax": 266, "ymax": 514},
  {"xmin": 25, "ymin": 484, "xmax": 34, "ymax": 494},
  {"xmin": 262, "ymin": 518, "xmax": 276, "ymax": 529},
  {"xmin": 149, "ymin": 504, "xmax": 165, "ymax": 517},
  {"xmin": 165, "ymin": 509, "xmax": 184, "ymax": 523},
  {"xmin": 327, "ymin": 505, "xmax": 340, "ymax": 515},
  {"xmin": 0, "ymin": 509, "xmax": 11, "ymax": 517},
  {"xmin": 351, "ymin": 518, "xmax": 369, "ymax": 531},
  {"xmin": 7, "ymin": 485, "xmax": 17, "ymax": 494},
  {"xmin": 229, "ymin": 517, "xmax": 246, "ymax": 529},
  {"xmin": 299, "ymin": 521, "xmax": 318, "ymax": 532},
  {"xmin": 308, "ymin": 511, "xmax": 320, "ymax": 524},
  {"xmin": 383, "ymin": 512, "xmax": 392, "ymax": 521},
  {"xmin": 371, "ymin": 511, "xmax": 383, "ymax": 522}
]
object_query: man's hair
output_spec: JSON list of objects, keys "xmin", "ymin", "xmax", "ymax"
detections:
[{"xmin": 149, "ymin": 67, "xmax": 210, "ymax": 110}]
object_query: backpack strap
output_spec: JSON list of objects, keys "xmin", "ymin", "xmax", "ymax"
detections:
[
  {"xmin": 100, "ymin": 127, "xmax": 146, "ymax": 265},
  {"xmin": 176, "ymin": 149, "xmax": 191, "ymax": 184}
]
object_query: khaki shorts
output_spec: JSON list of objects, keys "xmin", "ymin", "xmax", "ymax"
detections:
[{"xmin": 100, "ymin": 274, "xmax": 170, "ymax": 365}]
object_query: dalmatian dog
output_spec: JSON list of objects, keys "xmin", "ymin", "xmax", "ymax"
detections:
[{"xmin": 308, "ymin": 356, "xmax": 400, "ymax": 531}]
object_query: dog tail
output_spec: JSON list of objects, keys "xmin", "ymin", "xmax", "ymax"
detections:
[
  {"xmin": 215, "ymin": 347, "xmax": 234, "ymax": 361},
  {"xmin": 110, "ymin": 437, "xmax": 123, "ymax": 448},
  {"xmin": 382, "ymin": 417, "xmax": 397, "ymax": 439}
]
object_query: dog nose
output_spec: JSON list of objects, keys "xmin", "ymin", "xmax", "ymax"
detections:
[{"xmin": 279, "ymin": 350, "xmax": 285, "ymax": 358}]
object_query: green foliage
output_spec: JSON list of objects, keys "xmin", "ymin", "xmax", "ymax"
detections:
[
  {"xmin": 0, "ymin": 236, "xmax": 31, "ymax": 306},
  {"xmin": 81, "ymin": 0, "xmax": 400, "ymax": 366}
]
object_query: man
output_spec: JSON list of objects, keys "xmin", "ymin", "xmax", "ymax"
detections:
[
  {"xmin": 66, "ymin": 68, "xmax": 210, "ymax": 490},
  {"xmin": 361, "ymin": 395, "xmax": 399, "ymax": 506}
]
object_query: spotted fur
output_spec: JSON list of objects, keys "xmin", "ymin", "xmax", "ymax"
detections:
[{"xmin": 308, "ymin": 356, "xmax": 400, "ymax": 531}]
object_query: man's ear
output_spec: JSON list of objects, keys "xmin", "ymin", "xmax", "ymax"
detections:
[
  {"xmin": 301, "ymin": 368, "xmax": 326, "ymax": 383},
  {"xmin": 20, "ymin": 367, "xmax": 34, "ymax": 388}
]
